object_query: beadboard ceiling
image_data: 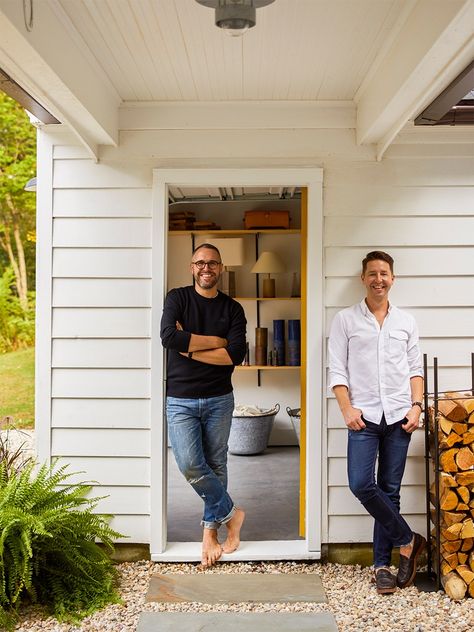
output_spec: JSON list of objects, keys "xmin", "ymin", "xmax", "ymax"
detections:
[{"xmin": 57, "ymin": 0, "xmax": 406, "ymax": 102}]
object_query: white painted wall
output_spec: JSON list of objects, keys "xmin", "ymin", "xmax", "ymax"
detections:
[{"xmin": 37, "ymin": 120, "xmax": 474, "ymax": 546}]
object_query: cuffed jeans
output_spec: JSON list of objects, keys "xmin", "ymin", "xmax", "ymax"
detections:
[
  {"xmin": 347, "ymin": 415, "xmax": 413, "ymax": 568},
  {"xmin": 166, "ymin": 393, "xmax": 235, "ymax": 530}
]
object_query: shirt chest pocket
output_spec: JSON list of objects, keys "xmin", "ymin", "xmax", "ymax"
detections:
[{"xmin": 389, "ymin": 330, "xmax": 408, "ymax": 355}]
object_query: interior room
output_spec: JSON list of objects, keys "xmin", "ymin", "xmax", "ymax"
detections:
[{"xmin": 165, "ymin": 186, "xmax": 305, "ymax": 542}]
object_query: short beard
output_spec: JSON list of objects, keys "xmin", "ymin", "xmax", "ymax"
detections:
[{"xmin": 194, "ymin": 273, "xmax": 218, "ymax": 290}]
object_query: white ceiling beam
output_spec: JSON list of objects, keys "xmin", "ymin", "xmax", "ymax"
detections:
[
  {"xmin": 355, "ymin": 0, "xmax": 474, "ymax": 160},
  {"xmin": 119, "ymin": 101, "xmax": 356, "ymax": 131},
  {"xmin": 0, "ymin": 0, "xmax": 121, "ymax": 160}
]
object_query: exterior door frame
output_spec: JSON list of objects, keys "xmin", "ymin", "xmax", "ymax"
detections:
[{"xmin": 150, "ymin": 167, "xmax": 323, "ymax": 561}]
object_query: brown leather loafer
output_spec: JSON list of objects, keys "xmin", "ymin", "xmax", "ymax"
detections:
[
  {"xmin": 397, "ymin": 533, "xmax": 426, "ymax": 588},
  {"xmin": 374, "ymin": 567, "xmax": 397, "ymax": 594}
]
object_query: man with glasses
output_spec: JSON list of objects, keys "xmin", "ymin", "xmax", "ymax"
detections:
[{"xmin": 161, "ymin": 243, "xmax": 247, "ymax": 566}]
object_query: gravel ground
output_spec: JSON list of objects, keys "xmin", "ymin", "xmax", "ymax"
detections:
[{"xmin": 13, "ymin": 561, "xmax": 474, "ymax": 632}]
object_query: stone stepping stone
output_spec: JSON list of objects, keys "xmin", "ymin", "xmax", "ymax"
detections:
[
  {"xmin": 137, "ymin": 612, "xmax": 338, "ymax": 632},
  {"xmin": 145, "ymin": 573, "xmax": 326, "ymax": 604}
]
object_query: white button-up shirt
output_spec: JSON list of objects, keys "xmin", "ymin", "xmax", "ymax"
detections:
[{"xmin": 328, "ymin": 300, "xmax": 423, "ymax": 425}]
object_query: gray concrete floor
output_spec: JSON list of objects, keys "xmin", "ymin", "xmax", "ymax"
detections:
[{"xmin": 167, "ymin": 446, "xmax": 303, "ymax": 541}]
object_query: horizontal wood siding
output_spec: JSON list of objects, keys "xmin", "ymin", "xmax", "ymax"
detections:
[
  {"xmin": 324, "ymin": 145, "xmax": 474, "ymax": 544},
  {"xmin": 41, "ymin": 126, "xmax": 473, "ymax": 547},
  {"xmin": 49, "ymin": 147, "xmax": 152, "ymax": 541}
]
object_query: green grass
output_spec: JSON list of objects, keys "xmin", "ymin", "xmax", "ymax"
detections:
[{"xmin": 0, "ymin": 347, "xmax": 35, "ymax": 429}]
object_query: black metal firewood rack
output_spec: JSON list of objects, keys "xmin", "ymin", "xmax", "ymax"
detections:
[{"xmin": 423, "ymin": 352, "xmax": 474, "ymax": 591}]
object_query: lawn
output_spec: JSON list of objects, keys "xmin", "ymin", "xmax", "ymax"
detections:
[{"xmin": 0, "ymin": 347, "xmax": 35, "ymax": 429}]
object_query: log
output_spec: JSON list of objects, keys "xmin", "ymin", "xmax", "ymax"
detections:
[
  {"xmin": 463, "ymin": 431, "xmax": 474, "ymax": 446},
  {"xmin": 458, "ymin": 552, "xmax": 468, "ymax": 565},
  {"xmin": 442, "ymin": 551, "xmax": 459, "ymax": 568},
  {"xmin": 441, "ymin": 560, "xmax": 453, "ymax": 576},
  {"xmin": 439, "ymin": 416, "xmax": 454, "ymax": 435},
  {"xmin": 457, "ymin": 486, "xmax": 470, "ymax": 504},
  {"xmin": 441, "ymin": 538, "xmax": 461, "ymax": 552},
  {"xmin": 439, "ymin": 396, "xmax": 469, "ymax": 422},
  {"xmin": 440, "ymin": 489, "xmax": 459, "ymax": 511},
  {"xmin": 469, "ymin": 411, "xmax": 474, "ymax": 425},
  {"xmin": 456, "ymin": 565, "xmax": 474, "ymax": 585},
  {"xmin": 456, "ymin": 471, "xmax": 474, "ymax": 486},
  {"xmin": 452, "ymin": 422, "xmax": 468, "ymax": 436},
  {"xmin": 455, "ymin": 446, "xmax": 474, "ymax": 470},
  {"xmin": 460, "ymin": 519, "xmax": 474, "ymax": 539},
  {"xmin": 441, "ymin": 572, "xmax": 467, "ymax": 600},
  {"xmin": 461, "ymin": 537, "xmax": 473, "ymax": 552},
  {"xmin": 468, "ymin": 580, "xmax": 474, "ymax": 598},
  {"xmin": 446, "ymin": 523, "xmax": 463, "ymax": 538},
  {"xmin": 440, "ymin": 448, "xmax": 458, "ymax": 473},
  {"xmin": 445, "ymin": 432, "xmax": 463, "ymax": 448},
  {"xmin": 469, "ymin": 551, "xmax": 474, "ymax": 573},
  {"xmin": 443, "ymin": 511, "xmax": 466, "ymax": 527}
]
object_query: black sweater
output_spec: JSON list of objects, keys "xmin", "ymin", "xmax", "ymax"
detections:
[{"xmin": 160, "ymin": 286, "xmax": 247, "ymax": 398}]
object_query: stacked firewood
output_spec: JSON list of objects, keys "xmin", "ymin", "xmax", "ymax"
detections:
[{"xmin": 429, "ymin": 392, "xmax": 474, "ymax": 600}]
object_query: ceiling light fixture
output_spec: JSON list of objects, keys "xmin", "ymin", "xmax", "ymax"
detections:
[{"xmin": 195, "ymin": 0, "xmax": 275, "ymax": 37}]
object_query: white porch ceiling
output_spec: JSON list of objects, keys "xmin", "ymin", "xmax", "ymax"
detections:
[{"xmin": 0, "ymin": 0, "xmax": 473, "ymax": 159}]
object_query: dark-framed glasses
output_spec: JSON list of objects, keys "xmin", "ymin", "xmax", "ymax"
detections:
[{"xmin": 191, "ymin": 259, "xmax": 222, "ymax": 270}]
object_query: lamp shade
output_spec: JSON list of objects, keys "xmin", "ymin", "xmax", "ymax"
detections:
[{"xmin": 251, "ymin": 251, "xmax": 285, "ymax": 274}]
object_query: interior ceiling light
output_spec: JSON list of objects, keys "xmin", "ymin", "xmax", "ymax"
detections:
[{"xmin": 195, "ymin": 0, "xmax": 275, "ymax": 37}]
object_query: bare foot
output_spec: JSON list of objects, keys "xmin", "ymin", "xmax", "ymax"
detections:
[
  {"xmin": 201, "ymin": 528, "xmax": 223, "ymax": 567},
  {"xmin": 222, "ymin": 507, "xmax": 245, "ymax": 554}
]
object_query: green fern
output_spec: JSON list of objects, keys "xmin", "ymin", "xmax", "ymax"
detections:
[{"xmin": 0, "ymin": 459, "xmax": 124, "ymax": 629}]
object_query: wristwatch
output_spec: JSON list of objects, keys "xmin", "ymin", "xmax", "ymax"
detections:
[{"xmin": 411, "ymin": 401, "xmax": 423, "ymax": 411}]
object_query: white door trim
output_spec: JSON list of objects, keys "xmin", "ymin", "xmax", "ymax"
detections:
[{"xmin": 150, "ymin": 168, "xmax": 324, "ymax": 560}]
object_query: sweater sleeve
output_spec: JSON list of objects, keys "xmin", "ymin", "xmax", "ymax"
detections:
[
  {"xmin": 225, "ymin": 301, "xmax": 247, "ymax": 366},
  {"xmin": 160, "ymin": 289, "xmax": 192, "ymax": 352}
]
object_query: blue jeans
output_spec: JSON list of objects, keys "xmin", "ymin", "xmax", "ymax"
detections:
[
  {"xmin": 166, "ymin": 393, "xmax": 236, "ymax": 530},
  {"xmin": 347, "ymin": 415, "xmax": 413, "ymax": 568}
]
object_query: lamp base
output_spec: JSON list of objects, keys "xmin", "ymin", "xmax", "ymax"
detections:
[
  {"xmin": 218, "ymin": 270, "xmax": 236, "ymax": 297},
  {"xmin": 262, "ymin": 277, "xmax": 275, "ymax": 298}
]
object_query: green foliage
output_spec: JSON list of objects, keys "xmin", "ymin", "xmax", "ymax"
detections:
[
  {"xmin": 0, "ymin": 452, "xmax": 124, "ymax": 629},
  {"xmin": 0, "ymin": 348, "xmax": 35, "ymax": 429},
  {"xmin": 0, "ymin": 268, "xmax": 35, "ymax": 352},
  {"xmin": 0, "ymin": 91, "xmax": 37, "ymax": 295}
]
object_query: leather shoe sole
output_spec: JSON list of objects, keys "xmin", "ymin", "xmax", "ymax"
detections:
[{"xmin": 397, "ymin": 533, "xmax": 426, "ymax": 588}]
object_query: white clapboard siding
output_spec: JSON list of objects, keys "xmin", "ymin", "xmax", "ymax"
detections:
[
  {"xmin": 324, "ymin": 185, "xmax": 474, "ymax": 216},
  {"xmin": 52, "ymin": 308, "xmax": 150, "ymax": 337},
  {"xmin": 53, "ymin": 188, "xmax": 152, "ymax": 217},
  {"xmin": 53, "ymin": 159, "xmax": 153, "ymax": 188},
  {"xmin": 51, "ymin": 429, "xmax": 150, "ymax": 457},
  {"xmin": 52, "ymin": 369, "xmax": 150, "ymax": 398},
  {"xmin": 53, "ymin": 248, "xmax": 152, "ymax": 278},
  {"xmin": 87, "ymin": 486, "xmax": 150, "ymax": 515},
  {"xmin": 325, "ymin": 247, "xmax": 474, "ymax": 277},
  {"xmin": 52, "ymin": 279, "xmax": 151, "ymax": 307},
  {"xmin": 328, "ymin": 457, "xmax": 425, "ymax": 487},
  {"xmin": 65, "ymin": 457, "xmax": 150, "ymax": 485},
  {"xmin": 327, "ymin": 427, "xmax": 425, "ymax": 459},
  {"xmin": 328, "ymin": 515, "xmax": 427, "ymax": 543},
  {"xmin": 325, "ymin": 277, "xmax": 474, "ymax": 307},
  {"xmin": 328, "ymin": 486, "xmax": 425, "ymax": 516},
  {"xmin": 325, "ymin": 159, "xmax": 474, "ymax": 186},
  {"xmin": 325, "ymin": 217, "xmax": 474, "ymax": 247},
  {"xmin": 53, "ymin": 218, "xmax": 152, "ymax": 247},
  {"xmin": 52, "ymin": 339, "xmax": 151, "ymax": 368},
  {"xmin": 51, "ymin": 398, "xmax": 150, "ymax": 428},
  {"xmin": 109, "ymin": 515, "xmax": 150, "ymax": 544}
]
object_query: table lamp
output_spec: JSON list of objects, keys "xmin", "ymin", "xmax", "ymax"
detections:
[{"xmin": 251, "ymin": 250, "xmax": 285, "ymax": 298}]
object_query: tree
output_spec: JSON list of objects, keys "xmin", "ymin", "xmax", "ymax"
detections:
[{"xmin": 0, "ymin": 92, "xmax": 36, "ymax": 309}]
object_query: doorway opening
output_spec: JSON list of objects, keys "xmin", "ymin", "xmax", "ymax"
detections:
[{"xmin": 151, "ymin": 168, "xmax": 323, "ymax": 561}]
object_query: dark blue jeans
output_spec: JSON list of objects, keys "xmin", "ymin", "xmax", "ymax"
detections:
[
  {"xmin": 347, "ymin": 415, "xmax": 413, "ymax": 568},
  {"xmin": 166, "ymin": 393, "xmax": 235, "ymax": 530}
]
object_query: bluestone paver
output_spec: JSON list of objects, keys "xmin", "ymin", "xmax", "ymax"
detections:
[
  {"xmin": 145, "ymin": 573, "xmax": 326, "ymax": 604},
  {"xmin": 137, "ymin": 611, "xmax": 338, "ymax": 632}
]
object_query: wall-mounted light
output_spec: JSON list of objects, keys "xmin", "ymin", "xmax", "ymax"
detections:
[{"xmin": 195, "ymin": 0, "xmax": 275, "ymax": 37}]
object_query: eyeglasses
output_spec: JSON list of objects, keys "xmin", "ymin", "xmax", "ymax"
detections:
[{"xmin": 191, "ymin": 259, "xmax": 222, "ymax": 270}]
